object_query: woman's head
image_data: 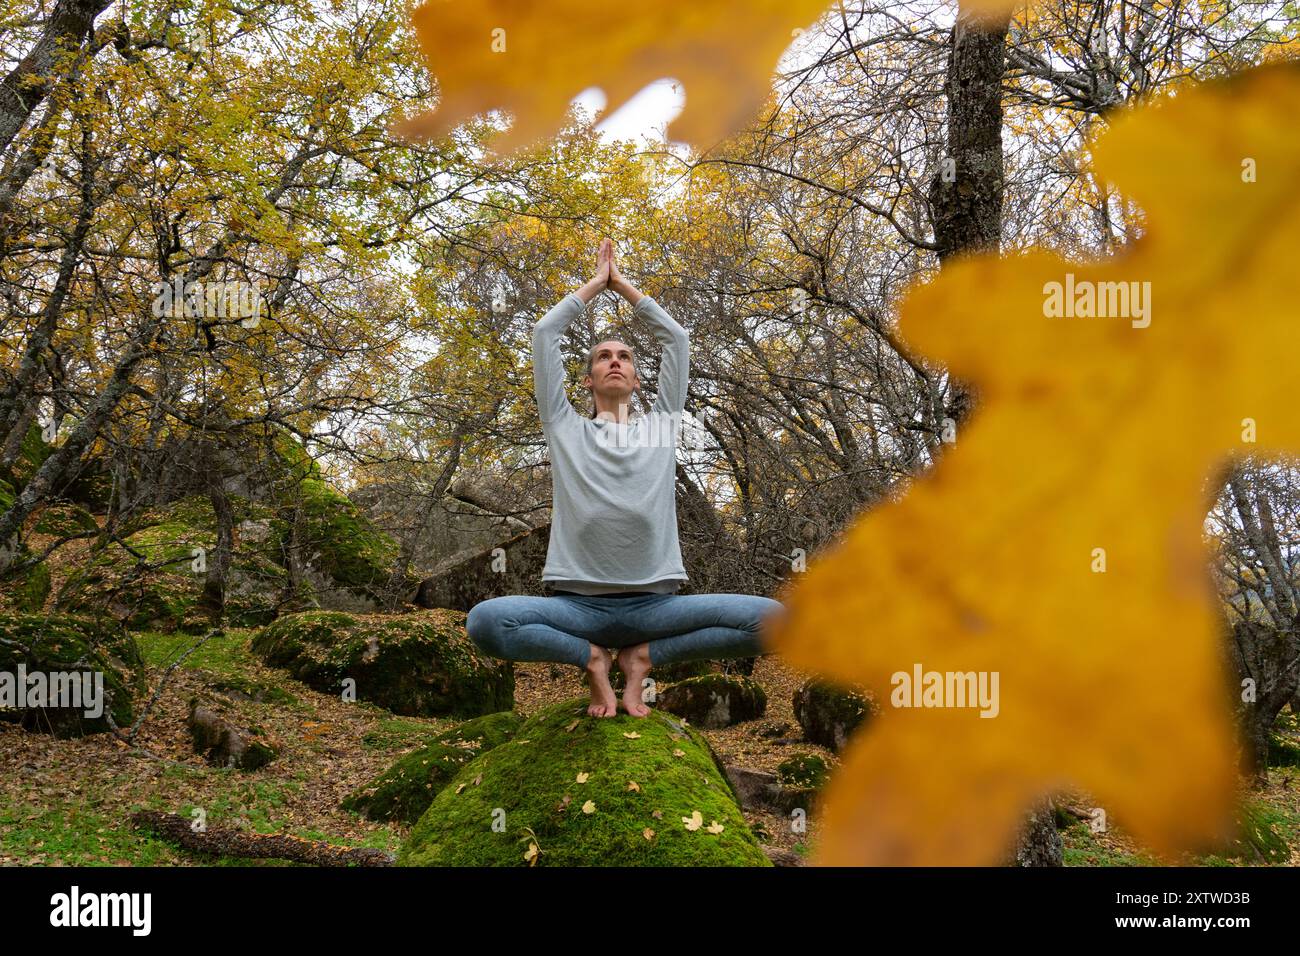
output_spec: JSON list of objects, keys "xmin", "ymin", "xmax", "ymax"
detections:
[{"xmin": 583, "ymin": 337, "xmax": 640, "ymax": 418}]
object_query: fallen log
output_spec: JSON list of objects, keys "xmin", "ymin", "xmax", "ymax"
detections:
[{"xmin": 130, "ymin": 810, "xmax": 394, "ymax": 866}]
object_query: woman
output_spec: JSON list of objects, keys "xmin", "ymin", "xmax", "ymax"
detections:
[{"xmin": 466, "ymin": 238, "xmax": 783, "ymax": 717}]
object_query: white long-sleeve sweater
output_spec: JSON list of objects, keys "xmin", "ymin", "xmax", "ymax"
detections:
[{"xmin": 531, "ymin": 291, "xmax": 689, "ymax": 594}]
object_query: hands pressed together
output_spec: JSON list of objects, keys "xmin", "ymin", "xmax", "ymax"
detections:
[{"xmin": 576, "ymin": 237, "xmax": 643, "ymax": 306}]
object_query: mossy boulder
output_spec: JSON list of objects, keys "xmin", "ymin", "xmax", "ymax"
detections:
[
  {"xmin": 270, "ymin": 476, "xmax": 399, "ymax": 603},
  {"xmin": 608, "ymin": 657, "xmax": 712, "ymax": 692},
  {"xmin": 656, "ymin": 674, "xmax": 767, "ymax": 729},
  {"xmin": 0, "ymin": 612, "xmax": 145, "ymax": 736},
  {"xmin": 251, "ymin": 608, "xmax": 514, "ymax": 718},
  {"xmin": 399, "ymin": 697, "xmax": 772, "ymax": 866},
  {"xmin": 1223, "ymin": 801, "xmax": 1291, "ymax": 863},
  {"xmin": 0, "ymin": 546, "xmax": 52, "ymax": 613},
  {"xmin": 56, "ymin": 495, "xmax": 288, "ymax": 631},
  {"xmin": 3, "ymin": 421, "xmax": 52, "ymax": 488},
  {"xmin": 793, "ymin": 678, "xmax": 875, "ymax": 753},
  {"xmin": 32, "ymin": 501, "xmax": 99, "ymax": 537},
  {"xmin": 343, "ymin": 710, "xmax": 525, "ymax": 823},
  {"xmin": 773, "ymin": 752, "xmax": 831, "ymax": 815},
  {"xmin": 777, "ymin": 752, "xmax": 830, "ymax": 790}
]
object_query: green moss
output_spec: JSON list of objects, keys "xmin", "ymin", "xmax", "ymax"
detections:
[
  {"xmin": 657, "ymin": 673, "xmax": 767, "ymax": 728},
  {"xmin": 33, "ymin": 502, "xmax": 99, "ymax": 537},
  {"xmin": 362, "ymin": 716, "xmax": 445, "ymax": 750},
  {"xmin": 57, "ymin": 495, "xmax": 286, "ymax": 632},
  {"xmin": 208, "ymin": 674, "xmax": 298, "ymax": 706},
  {"xmin": 0, "ymin": 612, "xmax": 144, "ymax": 736},
  {"xmin": 398, "ymin": 697, "xmax": 772, "ymax": 867},
  {"xmin": 251, "ymin": 609, "xmax": 514, "ymax": 718},
  {"xmin": 0, "ymin": 546, "xmax": 52, "ymax": 613},
  {"xmin": 777, "ymin": 753, "xmax": 830, "ymax": 790},
  {"xmin": 792, "ymin": 678, "xmax": 874, "ymax": 752},
  {"xmin": 1060, "ymin": 820, "xmax": 1162, "ymax": 867},
  {"xmin": 270, "ymin": 477, "xmax": 399, "ymax": 598},
  {"xmin": 8, "ymin": 421, "xmax": 52, "ymax": 488},
  {"xmin": 344, "ymin": 710, "xmax": 525, "ymax": 823},
  {"xmin": 1225, "ymin": 801, "xmax": 1290, "ymax": 863}
]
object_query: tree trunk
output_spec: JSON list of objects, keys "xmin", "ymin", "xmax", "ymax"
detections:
[
  {"xmin": 0, "ymin": 0, "xmax": 114, "ymax": 156},
  {"xmin": 926, "ymin": 2, "xmax": 1012, "ymax": 430},
  {"xmin": 927, "ymin": 1, "xmax": 1060, "ymax": 866}
]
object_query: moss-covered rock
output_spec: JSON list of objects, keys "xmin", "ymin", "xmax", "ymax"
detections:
[
  {"xmin": 270, "ymin": 476, "xmax": 399, "ymax": 602},
  {"xmin": 4, "ymin": 421, "xmax": 52, "ymax": 488},
  {"xmin": 56, "ymin": 495, "xmax": 288, "ymax": 632},
  {"xmin": 399, "ymin": 697, "xmax": 772, "ymax": 867},
  {"xmin": 0, "ymin": 612, "xmax": 144, "ymax": 736},
  {"xmin": 251, "ymin": 608, "xmax": 514, "ymax": 718},
  {"xmin": 343, "ymin": 710, "xmax": 524, "ymax": 823},
  {"xmin": 776, "ymin": 752, "xmax": 830, "ymax": 790},
  {"xmin": 0, "ymin": 546, "xmax": 52, "ymax": 613},
  {"xmin": 32, "ymin": 501, "xmax": 99, "ymax": 537},
  {"xmin": 656, "ymin": 674, "xmax": 767, "ymax": 729},
  {"xmin": 1225, "ymin": 801, "xmax": 1290, "ymax": 863},
  {"xmin": 793, "ymin": 678, "xmax": 875, "ymax": 753}
]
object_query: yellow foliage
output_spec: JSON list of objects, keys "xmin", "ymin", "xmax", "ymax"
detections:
[
  {"xmin": 396, "ymin": 0, "xmax": 833, "ymax": 156},
  {"xmin": 764, "ymin": 62, "xmax": 1300, "ymax": 865}
]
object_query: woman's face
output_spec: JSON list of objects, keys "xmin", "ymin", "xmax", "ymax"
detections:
[{"xmin": 584, "ymin": 339, "xmax": 639, "ymax": 401}]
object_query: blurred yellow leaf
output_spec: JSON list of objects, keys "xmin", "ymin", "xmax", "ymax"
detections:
[
  {"xmin": 682, "ymin": 810, "xmax": 703, "ymax": 831},
  {"xmin": 765, "ymin": 62, "xmax": 1300, "ymax": 866},
  {"xmin": 581, "ymin": 800, "xmax": 596, "ymax": 814},
  {"xmin": 398, "ymin": 0, "xmax": 831, "ymax": 156}
]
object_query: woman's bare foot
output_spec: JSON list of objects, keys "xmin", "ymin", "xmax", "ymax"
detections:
[
  {"xmin": 585, "ymin": 645, "xmax": 618, "ymax": 717},
  {"xmin": 616, "ymin": 643, "xmax": 652, "ymax": 717}
]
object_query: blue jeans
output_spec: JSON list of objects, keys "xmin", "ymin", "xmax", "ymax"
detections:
[{"xmin": 465, "ymin": 592, "xmax": 784, "ymax": 669}]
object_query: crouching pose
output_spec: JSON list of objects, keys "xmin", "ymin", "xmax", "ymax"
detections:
[{"xmin": 466, "ymin": 238, "xmax": 783, "ymax": 718}]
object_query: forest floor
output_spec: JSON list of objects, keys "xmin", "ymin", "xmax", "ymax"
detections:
[{"xmin": 1, "ymin": 626, "xmax": 1297, "ymax": 867}]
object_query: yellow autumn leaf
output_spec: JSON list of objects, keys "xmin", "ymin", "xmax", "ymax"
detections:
[
  {"xmin": 582, "ymin": 800, "xmax": 596, "ymax": 814},
  {"xmin": 643, "ymin": 828, "xmax": 655, "ymax": 840},
  {"xmin": 623, "ymin": 731, "xmax": 641, "ymax": 739},
  {"xmin": 524, "ymin": 842, "xmax": 538, "ymax": 865},
  {"xmin": 705, "ymin": 821, "xmax": 725, "ymax": 835},
  {"xmin": 627, "ymin": 780, "xmax": 641, "ymax": 792},
  {"xmin": 576, "ymin": 772, "xmax": 589, "ymax": 784},
  {"xmin": 397, "ymin": 0, "xmax": 832, "ymax": 157},
  {"xmin": 765, "ymin": 62, "xmax": 1300, "ymax": 866},
  {"xmin": 682, "ymin": 810, "xmax": 703, "ymax": 831},
  {"xmin": 672, "ymin": 749, "xmax": 685, "ymax": 758}
]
